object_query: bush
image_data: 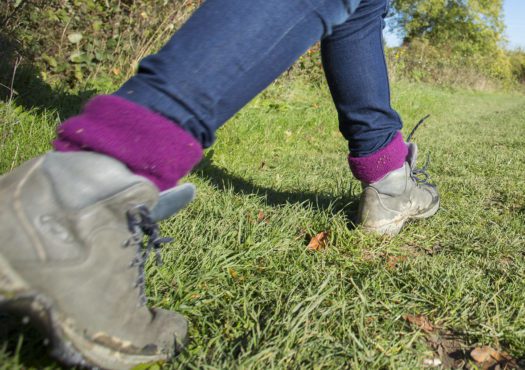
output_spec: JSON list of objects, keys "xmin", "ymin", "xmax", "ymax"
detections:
[
  {"xmin": 385, "ymin": 38, "xmax": 519, "ymax": 90},
  {"xmin": 0, "ymin": 0, "xmax": 202, "ymax": 87},
  {"xmin": 508, "ymin": 49, "xmax": 525, "ymax": 85}
]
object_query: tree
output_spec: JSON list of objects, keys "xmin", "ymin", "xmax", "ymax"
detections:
[{"xmin": 389, "ymin": 0, "xmax": 505, "ymax": 54}]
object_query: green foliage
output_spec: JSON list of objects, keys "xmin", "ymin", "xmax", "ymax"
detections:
[
  {"xmin": 386, "ymin": 0, "xmax": 522, "ymax": 89},
  {"xmin": 508, "ymin": 49, "xmax": 525, "ymax": 84},
  {"xmin": 0, "ymin": 0, "xmax": 202, "ymax": 86},
  {"xmin": 385, "ymin": 39, "xmax": 516, "ymax": 89},
  {"xmin": 390, "ymin": 0, "xmax": 505, "ymax": 54}
]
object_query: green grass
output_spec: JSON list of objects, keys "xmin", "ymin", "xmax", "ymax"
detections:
[{"xmin": 1, "ymin": 77, "xmax": 524, "ymax": 369}]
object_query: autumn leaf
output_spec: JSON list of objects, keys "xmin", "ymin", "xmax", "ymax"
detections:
[
  {"xmin": 307, "ymin": 231, "xmax": 329, "ymax": 251},
  {"xmin": 470, "ymin": 346, "xmax": 511, "ymax": 364},
  {"xmin": 403, "ymin": 314, "xmax": 434, "ymax": 332},
  {"xmin": 228, "ymin": 267, "xmax": 239, "ymax": 280},
  {"xmin": 257, "ymin": 210, "xmax": 265, "ymax": 222},
  {"xmin": 386, "ymin": 255, "xmax": 408, "ymax": 270}
]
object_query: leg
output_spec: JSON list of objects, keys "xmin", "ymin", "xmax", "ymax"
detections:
[
  {"xmin": 322, "ymin": 0, "xmax": 401, "ymax": 158},
  {"xmin": 115, "ymin": 0, "xmax": 361, "ymax": 148},
  {"xmin": 321, "ymin": 0, "xmax": 439, "ymax": 234}
]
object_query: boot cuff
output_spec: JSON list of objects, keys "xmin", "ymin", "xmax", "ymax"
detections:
[
  {"xmin": 53, "ymin": 95, "xmax": 203, "ymax": 190},
  {"xmin": 348, "ymin": 132, "xmax": 408, "ymax": 183}
]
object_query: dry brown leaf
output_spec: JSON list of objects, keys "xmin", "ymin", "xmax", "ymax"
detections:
[
  {"xmin": 307, "ymin": 231, "xmax": 329, "ymax": 251},
  {"xmin": 470, "ymin": 346, "xmax": 511, "ymax": 364},
  {"xmin": 228, "ymin": 267, "xmax": 239, "ymax": 280},
  {"xmin": 257, "ymin": 210, "xmax": 265, "ymax": 223},
  {"xmin": 403, "ymin": 314, "xmax": 434, "ymax": 332},
  {"xmin": 386, "ymin": 255, "xmax": 408, "ymax": 270}
]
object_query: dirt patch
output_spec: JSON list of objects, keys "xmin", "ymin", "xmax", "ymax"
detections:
[{"xmin": 425, "ymin": 330, "xmax": 523, "ymax": 369}]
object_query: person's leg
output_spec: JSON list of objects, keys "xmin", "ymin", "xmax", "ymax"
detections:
[
  {"xmin": 55, "ymin": 0, "xmax": 362, "ymax": 190},
  {"xmin": 322, "ymin": 0, "xmax": 403, "ymax": 168},
  {"xmin": 321, "ymin": 0, "xmax": 439, "ymax": 234},
  {"xmin": 2, "ymin": 1, "xmax": 363, "ymax": 368}
]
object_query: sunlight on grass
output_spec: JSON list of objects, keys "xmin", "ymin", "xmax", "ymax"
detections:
[{"xmin": 1, "ymin": 79, "xmax": 524, "ymax": 369}]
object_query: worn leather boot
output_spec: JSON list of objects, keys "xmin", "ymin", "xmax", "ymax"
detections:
[
  {"xmin": 357, "ymin": 143, "xmax": 439, "ymax": 235},
  {"xmin": 0, "ymin": 151, "xmax": 196, "ymax": 369}
]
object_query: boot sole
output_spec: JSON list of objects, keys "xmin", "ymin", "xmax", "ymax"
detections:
[
  {"xmin": 362, "ymin": 199, "xmax": 440, "ymax": 236},
  {"xmin": 0, "ymin": 254, "xmax": 184, "ymax": 370}
]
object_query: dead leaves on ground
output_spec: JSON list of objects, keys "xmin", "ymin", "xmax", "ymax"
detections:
[
  {"xmin": 403, "ymin": 314, "xmax": 520, "ymax": 369},
  {"xmin": 402, "ymin": 315, "xmax": 519, "ymax": 368},
  {"xmin": 257, "ymin": 210, "xmax": 267, "ymax": 223},
  {"xmin": 246, "ymin": 210, "xmax": 270, "ymax": 225},
  {"xmin": 307, "ymin": 231, "xmax": 329, "ymax": 251},
  {"xmin": 386, "ymin": 255, "xmax": 408, "ymax": 270},
  {"xmin": 470, "ymin": 346, "xmax": 516, "ymax": 369},
  {"xmin": 403, "ymin": 314, "xmax": 434, "ymax": 333}
]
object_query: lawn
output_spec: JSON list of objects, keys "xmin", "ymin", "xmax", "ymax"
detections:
[{"xmin": 1, "ymin": 77, "xmax": 524, "ymax": 369}]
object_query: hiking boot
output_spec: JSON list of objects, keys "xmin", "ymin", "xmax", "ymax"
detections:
[
  {"xmin": 357, "ymin": 143, "xmax": 439, "ymax": 235},
  {"xmin": 0, "ymin": 151, "xmax": 196, "ymax": 369}
]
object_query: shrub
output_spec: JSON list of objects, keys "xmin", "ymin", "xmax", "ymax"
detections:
[
  {"xmin": 385, "ymin": 38, "xmax": 518, "ymax": 90},
  {"xmin": 0, "ymin": 0, "xmax": 202, "ymax": 87}
]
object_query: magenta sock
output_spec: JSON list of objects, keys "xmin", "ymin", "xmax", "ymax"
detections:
[
  {"xmin": 348, "ymin": 132, "xmax": 408, "ymax": 183},
  {"xmin": 54, "ymin": 95, "xmax": 203, "ymax": 191}
]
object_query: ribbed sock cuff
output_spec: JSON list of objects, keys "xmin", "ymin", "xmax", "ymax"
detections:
[
  {"xmin": 53, "ymin": 95, "xmax": 203, "ymax": 190},
  {"xmin": 348, "ymin": 132, "xmax": 408, "ymax": 183}
]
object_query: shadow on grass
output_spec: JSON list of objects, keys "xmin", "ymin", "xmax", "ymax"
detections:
[
  {"xmin": 194, "ymin": 150, "xmax": 360, "ymax": 225},
  {"xmin": 0, "ymin": 313, "xmax": 63, "ymax": 369},
  {"xmin": 0, "ymin": 34, "xmax": 96, "ymax": 119}
]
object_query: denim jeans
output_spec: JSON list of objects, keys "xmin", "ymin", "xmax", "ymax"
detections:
[{"xmin": 115, "ymin": 0, "xmax": 402, "ymax": 157}]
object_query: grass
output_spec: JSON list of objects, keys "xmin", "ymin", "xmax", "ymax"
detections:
[{"xmin": 1, "ymin": 76, "xmax": 524, "ymax": 369}]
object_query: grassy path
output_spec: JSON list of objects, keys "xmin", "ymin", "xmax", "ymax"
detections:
[{"xmin": 1, "ymin": 80, "xmax": 524, "ymax": 369}]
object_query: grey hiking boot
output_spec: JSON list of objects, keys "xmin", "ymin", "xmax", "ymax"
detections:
[
  {"xmin": 357, "ymin": 143, "xmax": 439, "ymax": 235},
  {"xmin": 0, "ymin": 151, "xmax": 196, "ymax": 369}
]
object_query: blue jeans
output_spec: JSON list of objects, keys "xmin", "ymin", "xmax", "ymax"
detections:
[{"xmin": 115, "ymin": 0, "xmax": 402, "ymax": 157}]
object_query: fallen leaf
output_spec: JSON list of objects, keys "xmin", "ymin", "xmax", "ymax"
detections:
[
  {"xmin": 403, "ymin": 314, "xmax": 434, "ymax": 332},
  {"xmin": 228, "ymin": 267, "xmax": 239, "ymax": 280},
  {"xmin": 386, "ymin": 255, "xmax": 408, "ymax": 270},
  {"xmin": 257, "ymin": 210, "xmax": 265, "ymax": 223},
  {"xmin": 470, "ymin": 346, "xmax": 511, "ymax": 364},
  {"xmin": 112, "ymin": 67, "xmax": 121, "ymax": 76},
  {"xmin": 307, "ymin": 231, "xmax": 329, "ymax": 251}
]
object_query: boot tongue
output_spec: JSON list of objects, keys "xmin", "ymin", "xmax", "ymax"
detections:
[
  {"xmin": 406, "ymin": 142, "xmax": 418, "ymax": 169},
  {"xmin": 150, "ymin": 183, "xmax": 196, "ymax": 222}
]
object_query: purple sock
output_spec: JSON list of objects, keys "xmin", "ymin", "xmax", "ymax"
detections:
[
  {"xmin": 348, "ymin": 132, "xmax": 408, "ymax": 183},
  {"xmin": 54, "ymin": 95, "xmax": 203, "ymax": 191}
]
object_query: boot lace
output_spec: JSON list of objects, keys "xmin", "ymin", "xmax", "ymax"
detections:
[
  {"xmin": 407, "ymin": 114, "xmax": 434, "ymax": 187},
  {"xmin": 124, "ymin": 205, "xmax": 173, "ymax": 306}
]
